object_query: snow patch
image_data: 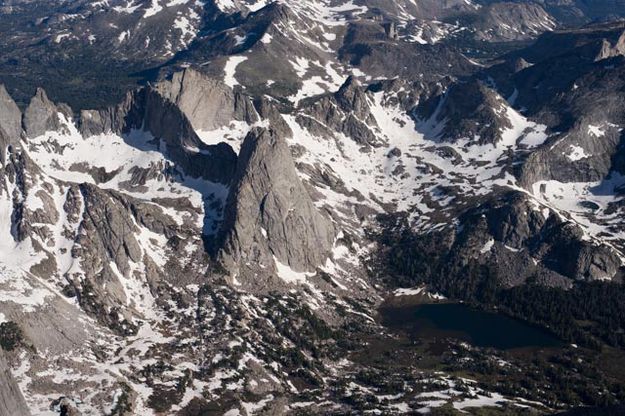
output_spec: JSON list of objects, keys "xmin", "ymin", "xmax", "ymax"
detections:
[
  {"xmin": 480, "ymin": 239, "xmax": 495, "ymax": 254},
  {"xmin": 223, "ymin": 56, "xmax": 248, "ymax": 88},
  {"xmin": 566, "ymin": 145, "xmax": 591, "ymax": 161},
  {"xmin": 273, "ymin": 256, "xmax": 314, "ymax": 284}
]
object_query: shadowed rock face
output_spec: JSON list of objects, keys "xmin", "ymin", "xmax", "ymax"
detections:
[
  {"xmin": 0, "ymin": 127, "xmax": 10, "ymax": 167},
  {"xmin": 456, "ymin": 191, "xmax": 623, "ymax": 284},
  {"xmin": 515, "ymin": 21, "xmax": 625, "ymax": 66},
  {"xmin": 480, "ymin": 22, "xmax": 625, "ymax": 191},
  {"xmin": 339, "ymin": 21, "xmax": 475, "ymax": 81},
  {"xmin": 518, "ymin": 122, "xmax": 624, "ymax": 188},
  {"xmin": 0, "ymin": 85, "xmax": 22, "ymax": 154},
  {"xmin": 79, "ymin": 85, "xmax": 237, "ymax": 185},
  {"xmin": 544, "ymin": 0, "xmax": 625, "ymax": 24},
  {"xmin": 0, "ymin": 349, "xmax": 30, "ymax": 416},
  {"xmin": 421, "ymin": 80, "xmax": 513, "ymax": 146},
  {"xmin": 400, "ymin": 190, "xmax": 623, "ymax": 291},
  {"xmin": 218, "ymin": 127, "xmax": 335, "ymax": 283}
]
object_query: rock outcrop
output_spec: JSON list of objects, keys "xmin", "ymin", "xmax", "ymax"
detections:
[
  {"xmin": 62, "ymin": 182, "xmax": 192, "ymax": 333},
  {"xmin": 298, "ymin": 76, "xmax": 379, "ymax": 147},
  {"xmin": 447, "ymin": 191, "xmax": 623, "ymax": 285},
  {"xmin": 79, "ymin": 86, "xmax": 237, "ymax": 184},
  {"xmin": 515, "ymin": 21, "xmax": 625, "ymax": 65},
  {"xmin": 23, "ymin": 88, "xmax": 70, "ymax": 139},
  {"xmin": 518, "ymin": 120, "xmax": 623, "ymax": 187},
  {"xmin": 596, "ymin": 29, "xmax": 625, "ymax": 60},
  {"xmin": 0, "ymin": 349, "xmax": 30, "ymax": 416},
  {"xmin": 339, "ymin": 21, "xmax": 475, "ymax": 81},
  {"xmin": 218, "ymin": 127, "xmax": 335, "ymax": 285},
  {"xmin": 473, "ymin": 2, "xmax": 555, "ymax": 42},
  {"xmin": 0, "ymin": 85, "xmax": 22, "ymax": 151},
  {"xmin": 154, "ymin": 68, "xmax": 259, "ymax": 132},
  {"xmin": 418, "ymin": 80, "xmax": 513, "ymax": 145}
]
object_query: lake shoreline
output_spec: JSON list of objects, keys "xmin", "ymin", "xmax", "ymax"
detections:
[{"xmin": 379, "ymin": 301, "xmax": 564, "ymax": 351}]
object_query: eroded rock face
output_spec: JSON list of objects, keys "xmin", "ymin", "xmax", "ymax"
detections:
[
  {"xmin": 23, "ymin": 88, "xmax": 71, "ymax": 139},
  {"xmin": 78, "ymin": 90, "xmax": 135, "ymax": 138},
  {"xmin": 79, "ymin": 86, "xmax": 237, "ymax": 184},
  {"xmin": 218, "ymin": 127, "xmax": 335, "ymax": 284},
  {"xmin": 515, "ymin": 21, "xmax": 625, "ymax": 65},
  {"xmin": 518, "ymin": 121, "xmax": 624, "ymax": 187},
  {"xmin": 154, "ymin": 68, "xmax": 259, "ymax": 132},
  {"xmin": 154, "ymin": 68, "xmax": 295, "ymax": 148},
  {"xmin": 0, "ymin": 349, "xmax": 30, "ymax": 416},
  {"xmin": 0, "ymin": 85, "xmax": 22, "ymax": 153},
  {"xmin": 339, "ymin": 21, "xmax": 475, "ymax": 81},
  {"xmin": 449, "ymin": 191, "xmax": 623, "ymax": 285},
  {"xmin": 63, "ymin": 183, "xmax": 190, "ymax": 333},
  {"xmin": 472, "ymin": 2, "xmax": 555, "ymax": 42},
  {"xmin": 139, "ymin": 87, "xmax": 238, "ymax": 184},
  {"xmin": 418, "ymin": 80, "xmax": 513, "ymax": 146},
  {"xmin": 386, "ymin": 188, "xmax": 623, "ymax": 292},
  {"xmin": 596, "ymin": 29, "xmax": 625, "ymax": 61},
  {"xmin": 0, "ymin": 132, "xmax": 53, "ymax": 249},
  {"xmin": 298, "ymin": 76, "xmax": 379, "ymax": 147}
]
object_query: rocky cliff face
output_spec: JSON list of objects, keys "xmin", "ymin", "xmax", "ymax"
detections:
[
  {"xmin": 339, "ymin": 20, "xmax": 475, "ymax": 81},
  {"xmin": 154, "ymin": 68, "xmax": 259, "ymax": 132},
  {"xmin": 23, "ymin": 88, "xmax": 71, "ymax": 139},
  {"xmin": 0, "ymin": 85, "xmax": 22, "ymax": 158},
  {"xmin": 447, "ymin": 191, "xmax": 623, "ymax": 285},
  {"xmin": 218, "ymin": 127, "xmax": 335, "ymax": 287},
  {"xmin": 417, "ymin": 80, "xmax": 514, "ymax": 146},
  {"xmin": 80, "ymin": 85, "xmax": 237, "ymax": 184},
  {"xmin": 472, "ymin": 2, "xmax": 556, "ymax": 42},
  {"xmin": 298, "ymin": 76, "xmax": 380, "ymax": 148},
  {"xmin": 0, "ymin": 349, "xmax": 30, "ymax": 416}
]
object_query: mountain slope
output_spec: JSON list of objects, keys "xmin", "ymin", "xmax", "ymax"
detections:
[{"xmin": 2, "ymin": 2, "xmax": 625, "ymax": 415}]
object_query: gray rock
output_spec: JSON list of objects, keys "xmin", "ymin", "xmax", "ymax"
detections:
[
  {"xmin": 452, "ymin": 191, "xmax": 623, "ymax": 284},
  {"xmin": 67, "ymin": 184, "xmax": 139, "ymax": 330},
  {"xmin": 0, "ymin": 135, "xmax": 55, "ymax": 249},
  {"xmin": 79, "ymin": 86, "xmax": 237, "ymax": 185},
  {"xmin": 339, "ymin": 21, "xmax": 475, "ymax": 81},
  {"xmin": 154, "ymin": 68, "xmax": 259, "ymax": 132},
  {"xmin": 472, "ymin": 2, "xmax": 554, "ymax": 42},
  {"xmin": 0, "ymin": 84, "xmax": 22, "ymax": 154},
  {"xmin": 299, "ymin": 77, "xmax": 379, "ymax": 147},
  {"xmin": 78, "ymin": 93, "xmax": 132, "ymax": 138},
  {"xmin": 218, "ymin": 127, "xmax": 335, "ymax": 283},
  {"xmin": 252, "ymin": 96, "xmax": 292, "ymax": 138},
  {"xmin": 0, "ymin": 127, "xmax": 13, "ymax": 168},
  {"xmin": 418, "ymin": 80, "xmax": 512, "ymax": 146},
  {"xmin": 335, "ymin": 76, "xmax": 373, "ymax": 121},
  {"xmin": 519, "ymin": 121, "xmax": 623, "ymax": 187},
  {"xmin": 596, "ymin": 29, "xmax": 625, "ymax": 60},
  {"xmin": 23, "ymin": 88, "xmax": 69, "ymax": 139},
  {"xmin": 0, "ymin": 349, "xmax": 30, "ymax": 416}
]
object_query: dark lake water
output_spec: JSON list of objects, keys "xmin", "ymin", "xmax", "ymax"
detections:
[{"xmin": 380, "ymin": 303, "xmax": 562, "ymax": 350}]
